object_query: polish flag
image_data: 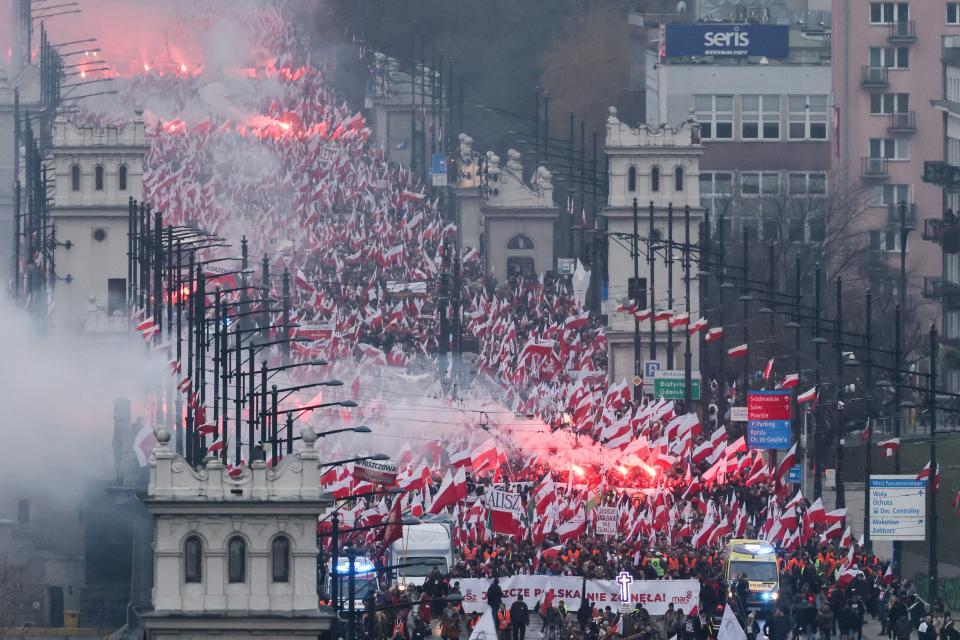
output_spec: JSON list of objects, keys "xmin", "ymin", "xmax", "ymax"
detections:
[
  {"xmin": 916, "ymin": 462, "xmax": 940, "ymax": 492},
  {"xmin": 565, "ymin": 311, "xmax": 591, "ymax": 331},
  {"xmin": 778, "ymin": 442, "xmax": 798, "ymax": 480},
  {"xmin": 778, "ymin": 373, "xmax": 800, "ymax": 390},
  {"xmin": 727, "ymin": 343, "xmax": 748, "ymax": 358},
  {"xmin": 429, "ymin": 468, "xmax": 468, "ymax": 514},
  {"xmin": 763, "ymin": 357, "xmax": 775, "ymax": 381},
  {"xmin": 797, "ymin": 386, "xmax": 818, "ymax": 404},
  {"xmin": 807, "ymin": 497, "xmax": 826, "ymax": 524},
  {"xmin": 669, "ymin": 312, "xmax": 689, "ymax": 328},
  {"xmin": 616, "ymin": 301, "xmax": 637, "ymax": 313},
  {"xmin": 688, "ymin": 317, "xmax": 708, "ymax": 334},
  {"xmin": 635, "ymin": 308, "xmax": 652, "ymax": 322},
  {"xmin": 878, "ymin": 438, "xmax": 900, "ymax": 458},
  {"xmin": 655, "ymin": 309, "xmax": 674, "ymax": 322},
  {"xmin": 705, "ymin": 327, "xmax": 724, "ymax": 343}
]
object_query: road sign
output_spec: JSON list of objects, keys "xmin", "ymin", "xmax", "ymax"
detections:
[
  {"xmin": 730, "ymin": 406, "xmax": 748, "ymax": 422},
  {"xmin": 557, "ymin": 258, "xmax": 575, "ymax": 275},
  {"xmin": 632, "ymin": 375, "xmax": 643, "ymax": 387},
  {"xmin": 869, "ymin": 475, "xmax": 926, "ymax": 541},
  {"xmin": 652, "ymin": 369, "xmax": 701, "ymax": 400},
  {"xmin": 644, "ymin": 360, "xmax": 662, "ymax": 379},
  {"xmin": 787, "ymin": 465, "xmax": 802, "ymax": 484},
  {"xmin": 594, "ymin": 506, "xmax": 617, "ymax": 536},
  {"xmin": 747, "ymin": 390, "xmax": 792, "ymax": 450},
  {"xmin": 430, "ymin": 153, "xmax": 447, "ymax": 186}
]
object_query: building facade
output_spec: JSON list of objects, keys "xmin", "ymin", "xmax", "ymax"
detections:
[
  {"xmin": 832, "ymin": 0, "xmax": 960, "ymax": 295},
  {"xmin": 47, "ymin": 113, "xmax": 148, "ymax": 334},
  {"xmin": 602, "ymin": 107, "xmax": 704, "ymax": 389},
  {"xmin": 480, "ymin": 150, "xmax": 558, "ymax": 282},
  {"xmin": 643, "ymin": 20, "xmax": 832, "ymax": 243},
  {"xmin": 141, "ymin": 425, "xmax": 334, "ymax": 640}
]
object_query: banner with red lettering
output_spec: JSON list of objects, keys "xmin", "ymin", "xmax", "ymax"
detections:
[{"xmin": 457, "ymin": 577, "xmax": 699, "ymax": 616}]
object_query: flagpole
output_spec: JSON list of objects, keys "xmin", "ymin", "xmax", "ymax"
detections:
[
  {"xmin": 863, "ymin": 289, "xmax": 873, "ymax": 553},
  {"xmin": 835, "ymin": 275, "xmax": 845, "ymax": 509},
  {"xmin": 928, "ymin": 323, "xmax": 938, "ymax": 599},
  {"xmin": 666, "ymin": 202, "xmax": 674, "ymax": 370},
  {"xmin": 813, "ymin": 262, "xmax": 823, "ymax": 500}
]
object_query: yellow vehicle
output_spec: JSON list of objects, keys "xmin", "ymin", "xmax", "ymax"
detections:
[{"xmin": 724, "ymin": 539, "xmax": 780, "ymax": 612}]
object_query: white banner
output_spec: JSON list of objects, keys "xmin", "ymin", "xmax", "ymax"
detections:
[
  {"xmin": 593, "ymin": 506, "xmax": 618, "ymax": 536},
  {"xmin": 457, "ymin": 577, "xmax": 699, "ymax": 617},
  {"xmin": 486, "ymin": 490, "xmax": 525, "ymax": 517}
]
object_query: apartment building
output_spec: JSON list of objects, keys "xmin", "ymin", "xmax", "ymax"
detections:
[{"xmin": 833, "ymin": 0, "xmax": 960, "ymax": 291}]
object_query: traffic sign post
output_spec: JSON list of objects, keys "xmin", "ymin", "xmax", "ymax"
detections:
[
  {"xmin": 869, "ymin": 475, "xmax": 926, "ymax": 541},
  {"xmin": 747, "ymin": 390, "xmax": 793, "ymax": 450},
  {"xmin": 652, "ymin": 370, "xmax": 701, "ymax": 400},
  {"xmin": 430, "ymin": 153, "xmax": 447, "ymax": 187}
]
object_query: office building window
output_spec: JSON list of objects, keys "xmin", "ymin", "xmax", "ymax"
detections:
[
  {"xmin": 869, "ymin": 137, "xmax": 909, "ymax": 160},
  {"xmin": 949, "ymin": 137, "xmax": 960, "ymax": 165},
  {"xmin": 870, "ymin": 46, "xmax": 909, "ymax": 69},
  {"xmin": 869, "ymin": 93, "xmax": 909, "ymax": 114},
  {"xmin": 271, "ymin": 536, "xmax": 291, "ymax": 583},
  {"xmin": 789, "ymin": 172, "xmax": 827, "ymax": 196},
  {"xmin": 788, "ymin": 95, "xmax": 828, "ymax": 140},
  {"xmin": 949, "ymin": 75, "xmax": 960, "ymax": 103},
  {"xmin": 870, "ymin": 229, "xmax": 907, "ymax": 252},
  {"xmin": 949, "ymin": 2, "xmax": 960, "ymax": 24},
  {"xmin": 694, "ymin": 95, "xmax": 733, "ymax": 140},
  {"xmin": 870, "ymin": 2, "xmax": 908, "ymax": 24},
  {"xmin": 741, "ymin": 172, "xmax": 780, "ymax": 196},
  {"xmin": 184, "ymin": 536, "xmax": 203, "ymax": 583},
  {"xmin": 741, "ymin": 95, "xmax": 780, "ymax": 140},
  {"xmin": 870, "ymin": 184, "xmax": 910, "ymax": 206}
]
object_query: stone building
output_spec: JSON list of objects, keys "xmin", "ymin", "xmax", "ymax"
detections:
[
  {"xmin": 47, "ymin": 113, "xmax": 148, "ymax": 334},
  {"xmin": 602, "ymin": 107, "xmax": 704, "ymax": 390},
  {"xmin": 480, "ymin": 149, "xmax": 558, "ymax": 282},
  {"xmin": 140, "ymin": 425, "xmax": 334, "ymax": 640}
]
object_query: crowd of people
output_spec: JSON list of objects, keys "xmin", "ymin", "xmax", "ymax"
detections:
[{"xmin": 78, "ymin": 9, "xmax": 955, "ymax": 640}]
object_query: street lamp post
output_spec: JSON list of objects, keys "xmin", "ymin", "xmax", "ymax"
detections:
[
  {"xmin": 633, "ymin": 198, "xmax": 641, "ymax": 401},
  {"xmin": 835, "ymin": 275, "xmax": 846, "ymax": 509},
  {"xmin": 928, "ymin": 323, "xmax": 939, "ymax": 600},
  {"xmin": 893, "ymin": 303, "xmax": 902, "ymax": 575},
  {"xmin": 863, "ymin": 289, "xmax": 874, "ymax": 552}
]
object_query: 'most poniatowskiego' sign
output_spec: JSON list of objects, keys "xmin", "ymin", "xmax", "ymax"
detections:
[{"xmin": 664, "ymin": 24, "xmax": 789, "ymax": 59}]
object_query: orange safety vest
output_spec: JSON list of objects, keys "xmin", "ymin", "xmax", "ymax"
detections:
[{"xmin": 498, "ymin": 611, "xmax": 511, "ymax": 630}]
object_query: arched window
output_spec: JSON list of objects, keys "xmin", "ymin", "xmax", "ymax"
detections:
[
  {"xmin": 184, "ymin": 536, "xmax": 202, "ymax": 583},
  {"xmin": 675, "ymin": 166, "xmax": 685, "ymax": 191},
  {"xmin": 651, "ymin": 166, "xmax": 661, "ymax": 193},
  {"xmin": 506, "ymin": 234, "xmax": 534, "ymax": 250},
  {"xmin": 71, "ymin": 165, "xmax": 81, "ymax": 192},
  {"xmin": 227, "ymin": 537, "xmax": 246, "ymax": 583},
  {"xmin": 118, "ymin": 165, "xmax": 128, "ymax": 191},
  {"xmin": 94, "ymin": 165, "xmax": 104, "ymax": 191},
  {"xmin": 627, "ymin": 166, "xmax": 637, "ymax": 192},
  {"xmin": 271, "ymin": 536, "xmax": 290, "ymax": 583}
]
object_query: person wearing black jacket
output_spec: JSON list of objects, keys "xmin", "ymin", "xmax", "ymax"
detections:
[
  {"xmin": 487, "ymin": 579, "xmax": 504, "ymax": 616},
  {"xmin": 510, "ymin": 595, "xmax": 530, "ymax": 640},
  {"xmin": 577, "ymin": 599, "xmax": 593, "ymax": 632}
]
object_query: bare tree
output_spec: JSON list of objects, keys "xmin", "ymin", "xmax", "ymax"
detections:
[{"xmin": 0, "ymin": 555, "xmax": 26, "ymax": 630}]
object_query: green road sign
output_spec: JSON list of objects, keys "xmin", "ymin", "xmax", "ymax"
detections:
[{"xmin": 652, "ymin": 370, "xmax": 701, "ymax": 400}]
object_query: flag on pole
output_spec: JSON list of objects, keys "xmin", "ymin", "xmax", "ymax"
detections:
[
  {"xmin": 797, "ymin": 386, "xmax": 817, "ymax": 404},
  {"xmin": 877, "ymin": 438, "xmax": 900, "ymax": 458},
  {"xmin": 727, "ymin": 343, "xmax": 748, "ymax": 359},
  {"xmin": 763, "ymin": 357, "xmax": 775, "ymax": 381}
]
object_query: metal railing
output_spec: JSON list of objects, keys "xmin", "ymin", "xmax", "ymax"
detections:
[
  {"xmin": 861, "ymin": 65, "xmax": 889, "ymax": 87},
  {"xmin": 861, "ymin": 156, "xmax": 889, "ymax": 178}
]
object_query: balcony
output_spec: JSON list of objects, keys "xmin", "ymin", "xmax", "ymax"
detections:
[
  {"xmin": 887, "ymin": 202, "xmax": 917, "ymax": 229},
  {"xmin": 861, "ymin": 156, "xmax": 889, "ymax": 180},
  {"xmin": 887, "ymin": 20, "xmax": 917, "ymax": 44},
  {"xmin": 861, "ymin": 65, "xmax": 889, "ymax": 89},
  {"xmin": 923, "ymin": 216, "xmax": 960, "ymax": 253},
  {"xmin": 923, "ymin": 276, "xmax": 960, "ymax": 311},
  {"xmin": 887, "ymin": 111, "xmax": 916, "ymax": 134}
]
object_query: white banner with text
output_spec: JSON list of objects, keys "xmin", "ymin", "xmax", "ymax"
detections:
[{"xmin": 457, "ymin": 576, "xmax": 699, "ymax": 616}]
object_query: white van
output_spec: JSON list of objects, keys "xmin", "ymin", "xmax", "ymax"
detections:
[{"xmin": 387, "ymin": 519, "xmax": 454, "ymax": 589}]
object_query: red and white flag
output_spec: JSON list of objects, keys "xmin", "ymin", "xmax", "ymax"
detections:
[
  {"xmin": 916, "ymin": 462, "xmax": 940, "ymax": 492},
  {"xmin": 797, "ymin": 386, "xmax": 817, "ymax": 404},
  {"xmin": 688, "ymin": 317, "xmax": 708, "ymax": 335},
  {"xmin": 778, "ymin": 373, "xmax": 800, "ymax": 390},
  {"xmin": 705, "ymin": 327, "xmax": 724, "ymax": 343},
  {"xmin": 727, "ymin": 343, "xmax": 748, "ymax": 358},
  {"xmin": 877, "ymin": 438, "xmax": 900, "ymax": 458},
  {"xmin": 763, "ymin": 357, "xmax": 775, "ymax": 381}
]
